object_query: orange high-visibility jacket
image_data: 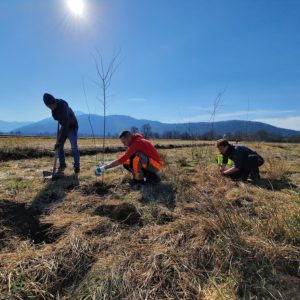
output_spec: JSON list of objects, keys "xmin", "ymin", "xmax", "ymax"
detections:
[{"xmin": 118, "ymin": 134, "xmax": 162, "ymax": 164}]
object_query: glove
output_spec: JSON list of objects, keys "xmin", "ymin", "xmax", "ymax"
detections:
[
  {"xmin": 95, "ymin": 166, "xmax": 106, "ymax": 176},
  {"xmin": 54, "ymin": 143, "xmax": 60, "ymax": 150}
]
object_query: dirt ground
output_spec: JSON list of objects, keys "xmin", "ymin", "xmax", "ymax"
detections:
[{"xmin": 0, "ymin": 138, "xmax": 299, "ymax": 299}]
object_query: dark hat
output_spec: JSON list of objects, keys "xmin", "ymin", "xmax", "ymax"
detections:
[{"xmin": 43, "ymin": 93, "xmax": 57, "ymax": 106}]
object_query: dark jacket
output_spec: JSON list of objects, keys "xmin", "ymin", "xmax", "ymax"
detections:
[
  {"xmin": 52, "ymin": 99, "xmax": 78, "ymax": 144},
  {"xmin": 222, "ymin": 145, "xmax": 260, "ymax": 169}
]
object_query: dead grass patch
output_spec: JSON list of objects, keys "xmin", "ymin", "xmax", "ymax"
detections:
[{"xmin": 0, "ymin": 140, "xmax": 299, "ymax": 299}]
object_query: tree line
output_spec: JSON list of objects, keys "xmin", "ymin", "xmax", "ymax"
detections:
[
  {"xmin": 3, "ymin": 124, "xmax": 300, "ymax": 143},
  {"xmin": 131, "ymin": 124, "xmax": 300, "ymax": 143}
]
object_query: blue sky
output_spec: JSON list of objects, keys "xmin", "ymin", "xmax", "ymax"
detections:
[{"xmin": 1, "ymin": 0, "xmax": 300, "ymax": 130}]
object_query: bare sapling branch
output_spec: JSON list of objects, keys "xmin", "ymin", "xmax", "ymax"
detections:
[{"xmin": 93, "ymin": 49, "xmax": 121, "ymax": 183}]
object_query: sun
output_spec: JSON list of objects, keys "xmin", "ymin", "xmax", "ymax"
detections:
[{"xmin": 67, "ymin": 0, "xmax": 84, "ymax": 16}]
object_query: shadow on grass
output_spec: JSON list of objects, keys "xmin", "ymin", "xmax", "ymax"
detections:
[
  {"xmin": 79, "ymin": 181, "xmax": 116, "ymax": 196},
  {"xmin": 139, "ymin": 181, "xmax": 176, "ymax": 210},
  {"xmin": 33, "ymin": 174, "xmax": 79, "ymax": 207},
  {"xmin": 0, "ymin": 175, "xmax": 79, "ymax": 245},
  {"xmin": 0, "ymin": 175, "xmax": 99, "ymax": 300},
  {"xmin": 94, "ymin": 202, "xmax": 142, "ymax": 226},
  {"xmin": 236, "ymin": 252, "xmax": 277, "ymax": 299},
  {"xmin": 257, "ymin": 178, "xmax": 298, "ymax": 191},
  {"xmin": 236, "ymin": 249, "xmax": 300, "ymax": 299}
]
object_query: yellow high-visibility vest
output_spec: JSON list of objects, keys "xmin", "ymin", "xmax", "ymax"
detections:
[{"xmin": 216, "ymin": 154, "xmax": 233, "ymax": 166}]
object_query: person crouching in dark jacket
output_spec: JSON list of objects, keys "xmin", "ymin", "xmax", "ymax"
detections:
[
  {"xmin": 43, "ymin": 93, "xmax": 80, "ymax": 173},
  {"xmin": 217, "ymin": 139, "xmax": 264, "ymax": 182}
]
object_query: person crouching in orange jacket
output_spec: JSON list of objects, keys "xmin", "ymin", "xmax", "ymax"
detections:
[{"xmin": 95, "ymin": 130, "xmax": 163, "ymax": 186}]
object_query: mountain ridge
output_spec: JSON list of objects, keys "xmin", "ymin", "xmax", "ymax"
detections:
[
  {"xmin": 2, "ymin": 114, "xmax": 299, "ymax": 137},
  {"xmin": 0, "ymin": 121, "xmax": 32, "ymax": 133}
]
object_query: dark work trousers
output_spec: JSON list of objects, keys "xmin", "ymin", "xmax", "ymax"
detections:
[
  {"xmin": 123, "ymin": 152, "xmax": 162, "ymax": 181},
  {"xmin": 228, "ymin": 154, "xmax": 264, "ymax": 180}
]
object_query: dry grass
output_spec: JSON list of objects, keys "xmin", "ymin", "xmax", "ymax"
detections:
[
  {"xmin": 0, "ymin": 136, "xmax": 209, "ymax": 150},
  {"xmin": 0, "ymin": 136, "xmax": 210, "ymax": 162},
  {"xmin": 0, "ymin": 138, "xmax": 299, "ymax": 299}
]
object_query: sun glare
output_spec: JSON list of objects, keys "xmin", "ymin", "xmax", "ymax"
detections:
[{"xmin": 67, "ymin": 0, "xmax": 84, "ymax": 16}]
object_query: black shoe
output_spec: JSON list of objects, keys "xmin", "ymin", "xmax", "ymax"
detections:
[
  {"xmin": 145, "ymin": 172, "xmax": 161, "ymax": 184},
  {"xmin": 248, "ymin": 171, "xmax": 261, "ymax": 184},
  {"xmin": 74, "ymin": 166, "xmax": 80, "ymax": 174},
  {"xmin": 58, "ymin": 164, "xmax": 67, "ymax": 172},
  {"xmin": 129, "ymin": 179, "xmax": 145, "ymax": 188},
  {"xmin": 249, "ymin": 171, "xmax": 260, "ymax": 180}
]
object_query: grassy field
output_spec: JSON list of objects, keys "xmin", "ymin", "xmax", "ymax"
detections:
[
  {"xmin": 0, "ymin": 137, "xmax": 299, "ymax": 299},
  {"xmin": 0, "ymin": 136, "xmax": 208, "ymax": 149},
  {"xmin": 0, "ymin": 136, "xmax": 210, "ymax": 162}
]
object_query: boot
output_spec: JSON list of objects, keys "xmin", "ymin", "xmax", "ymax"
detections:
[
  {"xmin": 58, "ymin": 164, "xmax": 67, "ymax": 173},
  {"xmin": 249, "ymin": 169, "xmax": 261, "ymax": 183},
  {"xmin": 74, "ymin": 166, "xmax": 80, "ymax": 174},
  {"xmin": 145, "ymin": 172, "xmax": 161, "ymax": 184},
  {"xmin": 129, "ymin": 179, "xmax": 145, "ymax": 189}
]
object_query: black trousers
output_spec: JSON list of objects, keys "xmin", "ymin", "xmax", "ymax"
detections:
[
  {"xmin": 228, "ymin": 154, "xmax": 264, "ymax": 180},
  {"xmin": 122, "ymin": 152, "xmax": 162, "ymax": 181}
]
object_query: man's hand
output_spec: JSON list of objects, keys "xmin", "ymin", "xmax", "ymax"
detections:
[
  {"xmin": 95, "ymin": 165, "xmax": 106, "ymax": 176},
  {"xmin": 54, "ymin": 143, "xmax": 60, "ymax": 150},
  {"xmin": 223, "ymin": 167, "xmax": 239, "ymax": 176},
  {"xmin": 94, "ymin": 160, "xmax": 121, "ymax": 176},
  {"xmin": 219, "ymin": 164, "xmax": 226, "ymax": 175}
]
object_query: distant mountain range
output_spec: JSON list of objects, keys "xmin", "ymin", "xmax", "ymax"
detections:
[
  {"xmin": 1, "ymin": 114, "xmax": 299, "ymax": 137},
  {"xmin": 0, "ymin": 121, "xmax": 32, "ymax": 132}
]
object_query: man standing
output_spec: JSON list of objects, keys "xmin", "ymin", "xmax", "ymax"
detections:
[
  {"xmin": 217, "ymin": 139, "xmax": 264, "ymax": 181},
  {"xmin": 95, "ymin": 131, "xmax": 163, "ymax": 185},
  {"xmin": 43, "ymin": 93, "xmax": 80, "ymax": 173}
]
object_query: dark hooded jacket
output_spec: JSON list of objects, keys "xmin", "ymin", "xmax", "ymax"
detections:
[
  {"xmin": 222, "ymin": 145, "xmax": 260, "ymax": 169},
  {"xmin": 52, "ymin": 99, "xmax": 78, "ymax": 144}
]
